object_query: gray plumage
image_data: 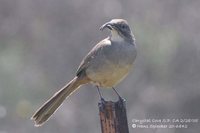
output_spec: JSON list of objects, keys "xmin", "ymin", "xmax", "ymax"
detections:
[{"xmin": 31, "ymin": 19, "xmax": 137, "ymax": 126}]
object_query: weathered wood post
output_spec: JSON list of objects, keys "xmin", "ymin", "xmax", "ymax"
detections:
[{"xmin": 98, "ymin": 98, "xmax": 129, "ymax": 133}]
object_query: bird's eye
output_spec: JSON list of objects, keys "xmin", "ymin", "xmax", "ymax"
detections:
[{"xmin": 121, "ymin": 24, "xmax": 126, "ymax": 29}]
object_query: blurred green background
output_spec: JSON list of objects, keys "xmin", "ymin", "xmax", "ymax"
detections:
[{"xmin": 0, "ymin": 0, "xmax": 200, "ymax": 133}]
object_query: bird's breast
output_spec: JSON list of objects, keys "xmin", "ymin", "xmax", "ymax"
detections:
[{"xmin": 86, "ymin": 42, "xmax": 136, "ymax": 88}]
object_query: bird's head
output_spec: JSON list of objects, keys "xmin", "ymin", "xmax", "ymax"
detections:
[{"xmin": 100, "ymin": 19, "xmax": 135, "ymax": 43}]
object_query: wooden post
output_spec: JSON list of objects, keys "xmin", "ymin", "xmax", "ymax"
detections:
[{"xmin": 98, "ymin": 98, "xmax": 129, "ymax": 133}]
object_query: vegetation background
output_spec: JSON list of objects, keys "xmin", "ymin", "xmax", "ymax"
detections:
[{"xmin": 0, "ymin": 0, "xmax": 199, "ymax": 133}]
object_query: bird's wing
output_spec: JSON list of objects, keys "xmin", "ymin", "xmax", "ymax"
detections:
[{"xmin": 76, "ymin": 38, "xmax": 110, "ymax": 76}]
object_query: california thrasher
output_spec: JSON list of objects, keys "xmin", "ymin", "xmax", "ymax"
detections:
[{"xmin": 31, "ymin": 19, "xmax": 137, "ymax": 126}]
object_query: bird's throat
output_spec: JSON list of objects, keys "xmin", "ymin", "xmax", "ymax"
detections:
[{"xmin": 110, "ymin": 30, "xmax": 124, "ymax": 42}]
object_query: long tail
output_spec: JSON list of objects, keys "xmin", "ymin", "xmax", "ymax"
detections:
[{"xmin": 31, "ymin": 76, "xmax": 86, "ymax": 126}]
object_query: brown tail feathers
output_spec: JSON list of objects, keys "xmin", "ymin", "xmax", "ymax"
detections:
[{"xmin": 31, "ymin": 76, "xmax": 88, "ymax": 126}]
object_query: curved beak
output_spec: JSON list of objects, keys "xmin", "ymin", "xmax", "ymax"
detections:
[{"xmin": 100, "ymin": 22, "xmax": 113, "ymax": 31}]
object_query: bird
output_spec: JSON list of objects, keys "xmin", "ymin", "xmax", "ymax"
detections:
[{"xmin": 31, "ymin": 19, "xmax": 137, "ymax": 126}]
